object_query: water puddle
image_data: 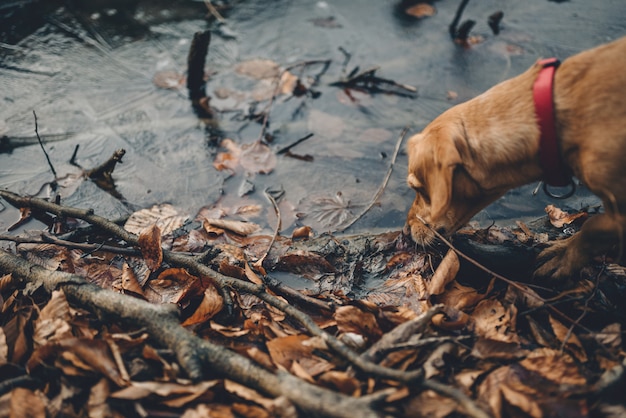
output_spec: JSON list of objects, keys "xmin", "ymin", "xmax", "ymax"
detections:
[{"xmin": 1, "ymin": 0, "xmax": 624, "ymax": 236}]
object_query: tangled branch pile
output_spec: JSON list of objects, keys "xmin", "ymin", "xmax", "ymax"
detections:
[{"xmin": 1, "ymin": 189, "xmax": 625, "ymax": 418}]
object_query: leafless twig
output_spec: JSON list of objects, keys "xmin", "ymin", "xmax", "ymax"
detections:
[{"xmin": 338, "ymin": 127, "xmax": 409, "ymax": 232}]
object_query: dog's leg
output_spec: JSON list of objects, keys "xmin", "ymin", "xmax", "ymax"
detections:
[{"xmin": 535, "ymin": 212, "xmax": 626, "ymax": 279}]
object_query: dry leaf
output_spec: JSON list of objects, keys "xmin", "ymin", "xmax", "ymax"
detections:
[
  {"xmin": 279, "ymin": 71, "xmax": 298, "ymax": 95},
  {"xmin": 33, "ymin": 290, "xmax": 72, "ymax": 348},
  {"xmin": 292, "ymin": 226, "xmax": 313, "ymax": 240},
  {"xmin": 334, "ymin": 305, "xmax": 382, "ymax": 341},
  {"xmin": 428, "ymin": 249, "xmax": 460, "ymax": 295},
  {"xmin": 520, "ymin": 348, "xmax": 586, "ymax": 386},
  {"xmin": 545, "ymin": 205, "xmax": 586, "ymax": 228},
  {"xmin": 121, "ymin": 263, "xmax": 146, "ymax": 298},
  {"xmin": 145, "ymin": 268, "xmax": 199, "ymax": 305},
  {"xmin": 266, "ymin": 335, "xmax": 314, "ymax": 370},
  {"xmin": 138, "ymin": 224, "xmax": 163, "ymax": 271},
  {"xmin": 548, "ymin": 316, "xmax": 588, "ymax": 362},
  {"xmin": 405, "ymin": 3, "xmax": 436, "ymax": 18},
  {"xmin": 124, "ymin": 204, "xmax": 187, "ymax": 236},
  {"xmin": 10, "ymin": 388, "xmax": 46, "ymax": 418},
  {"xmin": 471, "ymin": 299, "xmax": 519, "ymax": 343},
  {"xmin": 181, "ymin": 285, "xmax": 224, "ymax": 326},
  {"xmin": 203, "ymin": 218, "xmax": 260, "ymax": 237}
]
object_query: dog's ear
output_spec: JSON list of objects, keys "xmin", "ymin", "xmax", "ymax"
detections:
[{"xmin": 428, "ymin": 139, "xmax": 462, "ymax": 221}]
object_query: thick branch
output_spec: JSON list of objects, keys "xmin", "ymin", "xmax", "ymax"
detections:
[{"xmin": 0, "ymin": 250, "xmax": 380, "ymax": 418}]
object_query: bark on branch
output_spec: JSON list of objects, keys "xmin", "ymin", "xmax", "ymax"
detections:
[{"xmin": 0, "ymin": 250, "xmax": 381, "ymax": 418}]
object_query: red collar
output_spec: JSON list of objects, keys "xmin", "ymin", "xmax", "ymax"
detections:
[{"xmin": 533, "ymin": 57, "xmax": 571, "ymax": 187}]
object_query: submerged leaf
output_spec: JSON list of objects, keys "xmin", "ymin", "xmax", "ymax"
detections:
[
  {"xmin": 405, "ymin": 3, "xmax": 436, "ymax": 18},
  {"xmin": 301, "ymin": 192, "xmax": 356, "ymax": 228},
  {"xmin": 214, "ymin": 139, "xmax": 277, "ymax": 174},
  {"xmin": 235, "ymin": 58, "xmax": 280, "ymax": 80}
]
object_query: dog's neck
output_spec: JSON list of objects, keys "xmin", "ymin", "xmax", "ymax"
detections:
[{"xmin": 454, "ymin": 64, "xmax": 548, "ymax": 195}]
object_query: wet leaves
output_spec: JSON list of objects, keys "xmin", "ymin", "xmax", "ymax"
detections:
[
  {"xmin": 545, "ymin": 204, "xmax": 587, "ymax": 228},
  {"xmin": 405, "ymin": 3, "xmax": 437, "ymax": 19},
  {"xmin": 1, "ymin": 199, "xmax": 625, "ymax": 418},
  {"xmin": 213, "ymin": 139, "xmax": 277, "ymax": 175}
]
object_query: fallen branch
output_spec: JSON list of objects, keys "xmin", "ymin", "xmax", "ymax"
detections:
[
  {"xmin": 0, "ymin": 191, "xmax": 427, "ymax": 381},
  {"xmin": 0, "ymin": 250, "xmax": 381, "ymax": 418},
  {"xmin": 0, "ymin": 190, "xmax": 490, "ymax": 416}
]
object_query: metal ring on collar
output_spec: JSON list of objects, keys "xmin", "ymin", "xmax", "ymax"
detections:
[{"xmin": 543, "ymin": 178, "xmax": 576, "ymax": 199}]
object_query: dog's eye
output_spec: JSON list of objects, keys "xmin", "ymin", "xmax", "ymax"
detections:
[{"xmin": 413, "ymin": 187, "xmax": 430, "ymax": 204}]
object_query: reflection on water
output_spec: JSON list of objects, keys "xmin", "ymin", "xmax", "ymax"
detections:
[{"xmin": 1, "ymin": 0, "xmax": 624, "ymax": 235}]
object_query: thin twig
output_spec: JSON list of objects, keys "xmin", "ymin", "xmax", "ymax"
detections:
[
  {"xmin": 276, "ymin": 133, "xmax": 314, "ymax": 155},
  {"xmin": 337, "ymin": 127, "xmax": 408, "ymax": 232},
  {"xmin": 203, "ymin": 0, "xmax": 226, "ymax": 23},
  {"xmin": 33, "ymin": 110, "xmax": 57, "ymax": 178},
  {"xmin": 255, "ymin": 189, "xmax": 282, "ymax": 269}
]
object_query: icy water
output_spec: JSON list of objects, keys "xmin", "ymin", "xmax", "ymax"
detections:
[{"xmin": 1, "ymin": 0, "xmax": 625, "ymax": 236}]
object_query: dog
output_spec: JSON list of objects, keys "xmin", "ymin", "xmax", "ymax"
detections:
[{"xmin": 405, "ymin": 36, "xmax": 626, "ymax": 279}]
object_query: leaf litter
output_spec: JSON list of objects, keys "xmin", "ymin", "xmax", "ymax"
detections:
[{"xmin": 2, "ymin": 192, "xmax": 624, "ymax": 417}]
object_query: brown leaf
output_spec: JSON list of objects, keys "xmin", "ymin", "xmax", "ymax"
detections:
[
  {"xmin": 276, "ymin": 250, "xmax": 336, "ymax": 278},
  {"xmin": 428, "ymin": 249, "xmax": 460, "ymax": 295},
  {"xmin": 111, "ymin": 380, "xmax": 218, "ymax": 405},
  {"xmin": 317, "ymin": 371, "xmax": 361, "ymax": 396},
  {"xmin": 88, "ymin": 379, "xmax": 117, "ymax": 418},
  {"xmin": 153, "ymin": 70, "xmax": 184, "ymax": 89},
  {"xmin": 145, "ymin": 268, "xmax": 199, "ymax": 305},
  {"xmin": 240, "ymin": 140, "xmax": 277, "ymax": 174},
  {"xmin": 33, "ymin": 290, "xmax": 72, "ymax": 348},
  {"xmin": 214, "ymin": 139, "xmax": 277, "ymax": 174},
  {"xmin": 244, "ymin": 262, "xmax": 264, "ymax": 285},
  {"xmin": 181, "ymin": 285, "xmax": 224, "ymax": 326},
  {"xmin": 0, "ymin": 273, "xmax": 15, "ymax": 294},
  {"xmin": 10, "ymin": 388, "xmax": 46, "ymax": 418},
  {"xmin": 548, "ymin": 316, "xmax": 588, "ymax": 362},
  {"xmin": 471, "ymin": 298, "xmax": 519, "ymax": 343},
  {"xmin": 291, "ymin": 226, "xmax": 313, "ymax": 240},
  {"xmin": 138, "ymin": 224, "xmax": 163, "ymax": 271},
  {"xmin": 235, "ymin": 59, "xmax": 280, "ymax": 80},
  {"xmin": 203, "ymin": 218, "xmax": 260, "ymax": 237},
  {"xmin": 334, "ymin": 305, "xmax": 382, "ymax": 341},
  {"xmin": 121, "ymin": 263, "xmax": 146, "ymax": 298},
  {"xmin": 124, "ymin": 204, "xmax": 187, "ymax": 236},
  {"xmin": 520, "ymin": 348, "xmax": 586, "ymax": 386},
  {"xmin": 0, "ymin": 328, "xmax": 7, "ymax": 365},
  {"xmin": 279, "ymin": 71, "xmax": 298, "ymax": 95},
  {"xmin": 435, "ymin": 280, "xmax": 490, "ymax": 311},
  {"xmin": 266, "ymin": 334, "xmax": 314, "ymax": 370},
  {"xmin": 545, "ymin": 204, "xmax": 587, "ymax": 228},
  {"xmin": 405, "ymin": 3, "xmax": 437, "ymax": 18}
]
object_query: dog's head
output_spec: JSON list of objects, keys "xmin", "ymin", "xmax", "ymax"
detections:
[{"xmin": 404, "ymin": 122, "xmax": 503, "ymax": 246}]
